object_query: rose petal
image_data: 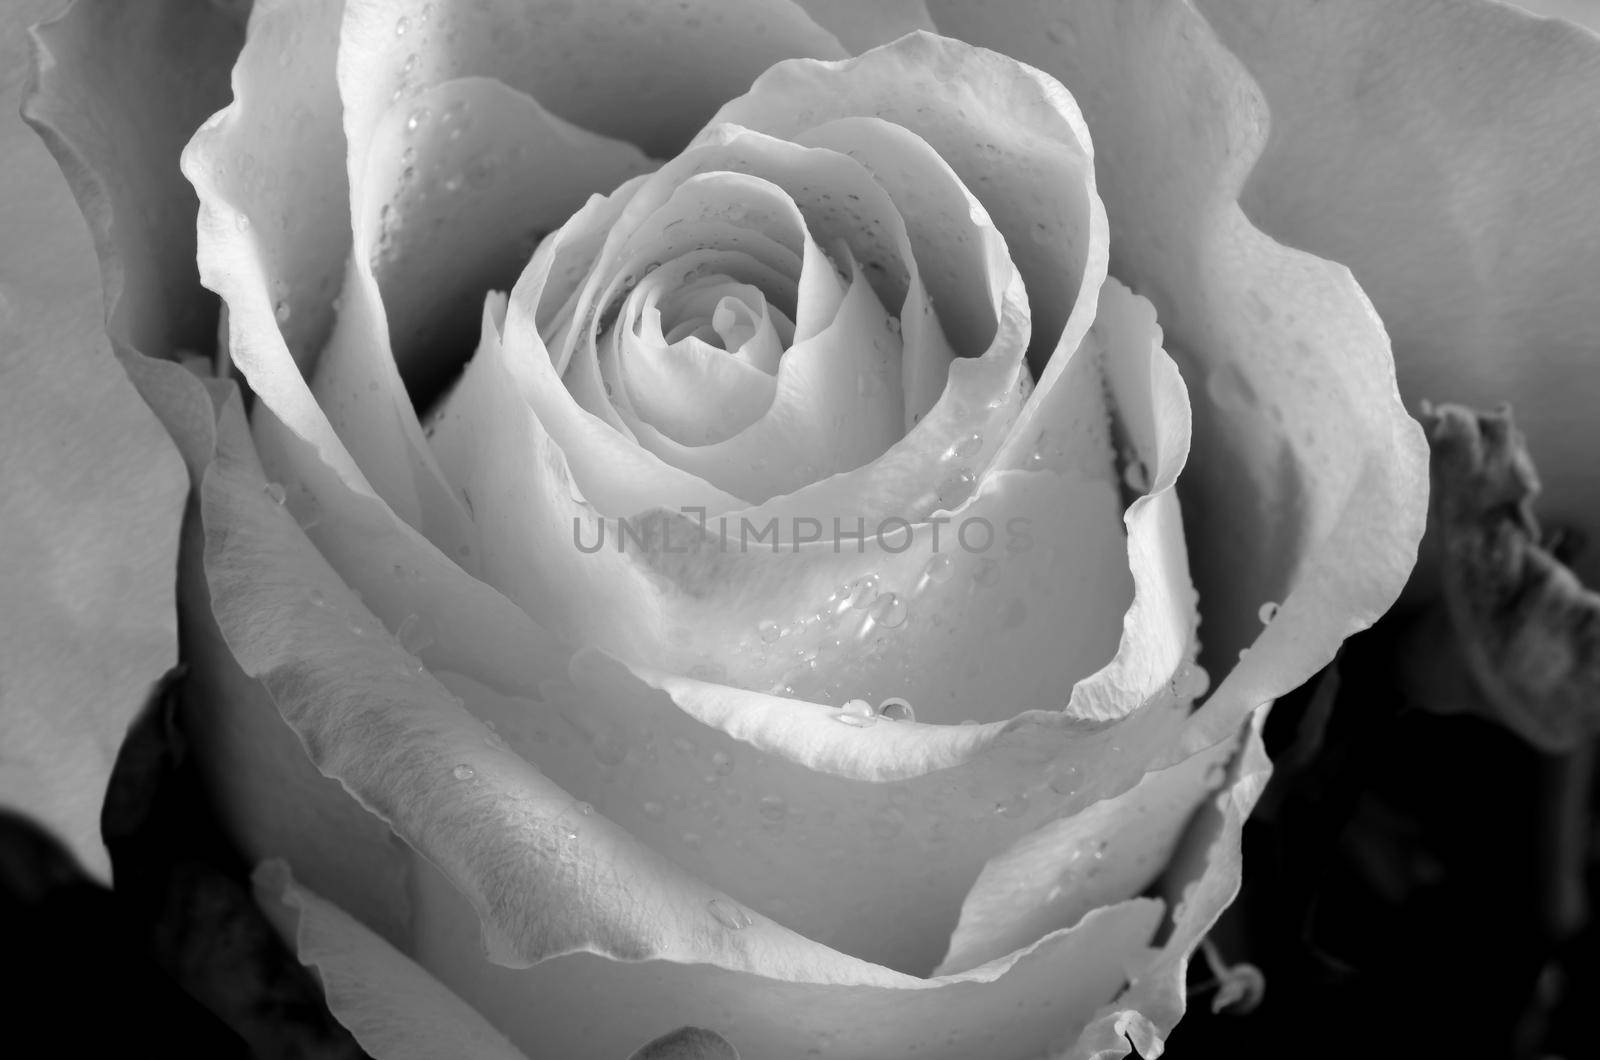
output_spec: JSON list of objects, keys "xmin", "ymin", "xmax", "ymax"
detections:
[
  {"xmin": 1197, "ymin": 0, "xmax": 1600, "ymax": 589},
  {"xmin": 24, "ymin": 0, "xmax": 241, "ymax": 355},
  {"xmin": 307, "ymin": 73, "xmax": 654, "ymax": 561},
  {"xmin": 602, "ymin": 245, "xmax": 905, "ymax": 500},
  {"xmin": 0, "ymin": 0, "xmax": 188, "ymax": 881},
  {"xmin": 703, "ymin": 32, "xmax": 1107, "ymax": 531},
  {"xmin": 936, "ymin": 732, "xmax": 1233, "ymax": 976},
  {"xmin": 483, "ymin": 195, "xmax": 750, "ymax": 516},
  {"xmin": 182, "ymin": 0, "xmax": 370, "ymax": 493},
  {"xmin": 181, "ymin": 390, "xmax": 417, "ymax": 947},
  {"xmin": 713, "ymin": 31, "xmax": 1107, "ymax": 371},
  {"xmin": 254, "ymin": 861, "xmax": 530, "ymax": 1060},
  {"xmin": 1064, "ymin": 709, "xmax": 1273, "ymax": 1060},
  {"xmin": 793, "ymin": 0, "xmax": 938, "ymax": 52},
  {"xmin": 336, "ymin": 0, "xmax": 847, "ymax": 161},
  {"xmin": 201, "ymin": 387, "xmax": 921, "ymax": 978},
  {"xmin": 411, "ymin": 852, "xmax": 1164, "ymax": 1060},
  {"xmin": 610, "ymin": 272, "xmax": 785, "ymax": 445},
  {"xmin": 926, "ymin": 0, "xmax": 1429, "ymax": 756}
]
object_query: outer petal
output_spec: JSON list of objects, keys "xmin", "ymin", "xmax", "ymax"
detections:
[
  {"xmin": 255, "ymin": 861, "xmax": 531, "ymax": 1060},
  {"xmin": 336, "ymin": 0, "xmax": 848, "ymax": 161},
  {"xmin": 926, "ymin": 0, "xmax": 1429, "ymax": 755},
  {"xmin": 1197, "ymin": 0, "xmax": 1600, "ymax": 588},
  {"xmin": 24, "ymin": 0, "xmax": 242, "ymax": 356},
  {"xmin": 1064, "ymin": 710, "xmax": 1272, "ymax": 1060},
  {"xmin": 0, "ymin": 0, "xmax": 188, "ymax": 880},
  {"xmin": 411, "ymin": 852, "xmax": 1165, "ymax": 1060}
]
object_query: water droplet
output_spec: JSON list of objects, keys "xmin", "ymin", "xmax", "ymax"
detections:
[
  {"xmin": 233, "ymin": 212, "xmax": 251, "ymax": 232},
  {"xmin": 575, "ymin": 801, "xmax": 594, "ymax": 816},
  {"xmin": 885, "ymin": 316, "xmax": 901, "ymax": 335},
  {"xmin": 835, "ymin": 699, "xmax": 878, "ymax": 727},
  {"xmin": 642, "ymin": 800, "xmax": 665, "ymax": 820},
  {"xmin": 950, "ymin": 432, "xmax": 983, "ymax": 459},
  {"xmin": 591, "ymin": 726, "xmax": 629, "ymax": 767},
  {"xmin": 995, "ymin": 791, "xmax": 1029, "ymax": 818},
  {"xmin": 869, "ymin": 592, "xmax": 907, "ymax": 630},
  {"xmin": 758, "ymin": 619, "xmax": 782, "ymax": 643},
  {"xmin": 405, "ymin": 106, "xmax": 430, "ymax": 133},
  {"xmin": 707, "ymin": 897, "xmax": 752, "ymax": 930},
  {"xmin": 309, "ymin": 589, "xmax": 327, "ymax": 608},
  {"xmin": 757, "ymin": 795, "xmax": 788, "ymax": 822},
  {"xmin": 937, "ymin": 468, "xmax": 977, "ymax": 509},
  {"xmin": 915, "ymin": 553, "xmax": 954, "ymax": 595},
  {"xmin": 869, "ymin": 808, "xmax": 905, "ymax": 840},
  {"xmin": 1047, "ymin": 766, "xmax": 1079, "ymax": 795},
  {"xmin": 396, "ymin": 613, "xmax": 434, "ymax": 654},
  {"xmin": 1257, "ymin": 601, "xmax": 1279, "ymax": 624},
  {"xmin": 452, "ymin": 764, "xmax": 475, "ymax": 780},
  {"xmin": 1206, "ymin": 362, "xmax": 1255, "ymax": 413},
  {"xmin": 274, "ymin": 300, "xmax": 292, "ymax": 324},
  {"xmin": 394, "ymin": 15, "xmax": 410, "ymax": 36},
  {"xmin": 262, "ymin": 482, "xmax": 287, "ymax": 506},
  {"xmin": 878, "ymin": 697, "xmax": 915, "ymax": 722},
  {"xmin": 401, "ymin": 52, "xmax": 418, "ymax": 75},
  {"xmin": 1122, "ymin": 459, "xmax": 1149, "ymax": 493},
  {"xmin": 848, "ymin": 574, "xmax": 880, "ymax": 608}
]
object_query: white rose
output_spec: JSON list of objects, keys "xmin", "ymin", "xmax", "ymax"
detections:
[{"xmin": 6, "ymin": 1, "xmax": 1437, "ymax": 1056}]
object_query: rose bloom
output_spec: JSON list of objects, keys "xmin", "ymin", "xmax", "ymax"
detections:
[{"xmin": 27, "ymin": 0, "xmax": 1571, "ymax": 1055}]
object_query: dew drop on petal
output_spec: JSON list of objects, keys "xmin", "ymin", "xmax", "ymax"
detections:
[
  {"xmin": 757, "ymin": 795, "xmax": 788, "ymax": 822},
  {"xmin": 451, "ymin": 764, "xmax": 475, "ymax": 781},
  {"xmin": 707, "ymin": 897, "xmax": 752, "ymax": 930},
  {"xmin": 835, "ymin": 699, "xmax": 878, "ymax": 727},
  {"xmin": 394, "ymin": 15, "xmax": 410, "ymax": 36},
  {"xmin": 575, "ymin": 801, "xmax": 594, "ymax": 816},
  {"xmin": 262, "ymin": 482, "xmax": 287, "ymax": 506},
  {"xmin": 396, "ymin": 613, "xmax": 434, "ymax": 654},
  {"xmin": 758, "ymin": 619, "xmax": 783, "ymax": 643},
  {"xmin": 405, "ymin": 106, "xmax": 430, "ymax": 133},
  {"xmin": 273, "ymin": 300, "xmax": 292, "ymax": 324},
  {"xmin": 233, "ymin": 212, "xmax": 251, "ymax": 232},
  {"xmin": 869, "ymin": 592, "xmax": 907, "ymax": 630},
  {"xmin": 877, "ymin": 697, "xmax": 915, "ymax": 722},
  {"xmin": 995, "ymin": 791, "xmax": 1029, "ymax": 818},
  {"xmin": 848, "ymin": 574, "xmax": 880, "ymax": 609},
  {"xmin": 915, "ymin": 553, "xmax": 954, "ymax": 595},
  {"xmin": 950, "ymin": 432, "xmax": 983, "ymax": 460},
  {"xmin": 1257, "ymin": 601, "xmax": 1280, "ymax": 624},
  {"xmin": 591, "ymin": 727, "xmax": 629, "ymax": 767},
  {"xmin": 937, "ymin": 469, "xmax": 977, "ymax": 509},
  {"xmin": 869, "ymin": 808, "xmax": 905, "ymax": 840}
]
